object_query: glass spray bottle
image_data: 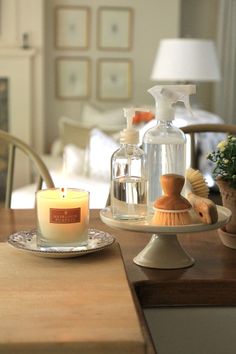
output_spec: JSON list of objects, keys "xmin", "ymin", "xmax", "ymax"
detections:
[
  {"xmin": 111, "ymin": 108, "xmax": 147, "ymax": 220},
  {"xmin": 143, "ymin": 85, "xmax": 196, "ymax": 214}
]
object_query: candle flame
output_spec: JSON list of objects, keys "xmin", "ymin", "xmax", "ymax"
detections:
[{"xmin": 60, "ymin": 187, "xmax": 67, "ymax": 198}]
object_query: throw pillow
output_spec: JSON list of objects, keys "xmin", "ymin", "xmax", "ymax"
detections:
[
  {"xmin": 63, "ymin": 144, "xmax": 89, "ymax": 177},
  {"xmin": 89, "ymin": 128, "xmax": 119, "ymax": 181},
  {"xmin": 59, "ymin": 116, "xmax": 92, "ymax": 150},
  {"xmin": 80, "ymin": 103, "xmax": 125, "ymax": 134}
]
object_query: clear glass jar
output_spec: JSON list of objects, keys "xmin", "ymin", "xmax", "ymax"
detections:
[{"xmin": 111, "ymin": 144, "xmax": 147, "ymax": 220}]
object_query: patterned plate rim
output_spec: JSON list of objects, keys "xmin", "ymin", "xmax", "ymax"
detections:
[{"xmin": 7, "ymin": 228, "xmax": 116, "ymax": 257}]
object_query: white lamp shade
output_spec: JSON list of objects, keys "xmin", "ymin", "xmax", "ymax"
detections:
[{"xmin": 151, "ymin": 38, "xmax": 221, "ymax": 82}]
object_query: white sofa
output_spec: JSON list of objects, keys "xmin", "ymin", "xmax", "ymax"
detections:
[
  {"xmin": 12, "ymin": 104, "xmax": 124, "ymax": 209},
  {"xmin": 12, "ymin": 104, "xmax": 224, "ymax": 209},
  {"xmin": 11, "ymin": 165, "xmax": 110, "ymax": 209}
]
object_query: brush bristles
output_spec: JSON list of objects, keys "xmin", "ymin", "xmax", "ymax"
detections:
[
  {"xmin": 152, "ymin": 209, "xmax": 192, "ymax": 226},
  {"xmin": 186, "ymin": 168, "xmax": 209, "ymax": 198}
]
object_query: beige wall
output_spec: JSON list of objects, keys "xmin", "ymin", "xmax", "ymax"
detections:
[
  {"xmin": 180, "ymin": 0, "xmax": 219, "ymax": 111},
  {"xmin": 45, "ymin": 0, "xmax": 181, "ymax": 150}
]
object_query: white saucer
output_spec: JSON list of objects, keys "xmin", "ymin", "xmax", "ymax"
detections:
[{"xmin": 8, "ymin": 228, "xmax": 116, "ymax": 258}]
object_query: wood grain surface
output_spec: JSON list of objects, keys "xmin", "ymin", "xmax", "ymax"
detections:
[
  {"xmin": 0, "ymin": 209, "xmax": 147, "ymax": 354},
  {"xmin": 2, "ymin": 207, "xmax": 236, "ymax": 353}
]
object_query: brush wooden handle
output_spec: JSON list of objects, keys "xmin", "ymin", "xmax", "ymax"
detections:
[
  {"xmin": 187, "ymin": 192, "xmax": 218, "ymax": 224},
  {"xmin": 154, "ymin": 174, "xmax": 191, "ymax": 210},
  {"xmin": 153, "ymin": 174, "xmax": 192, "ymax": 225},
  {"xmin": 161, "ymin": 174, "xmax": 184, "ymax": 196}
]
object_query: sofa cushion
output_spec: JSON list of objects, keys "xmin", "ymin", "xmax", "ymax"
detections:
[
  {"xmin": 59, "ymin": 116, "xmax": 92, "ymax": 150},
  {"xmin": 80, "ymin": 103, "xmax": 125, "ymax": 134},
  {"xmin": 89, "ymin": 128, "xmax": 119, "ymax": 181},
  {"xmin": 63, "ymin": 144, "xmax": 89, "ymax": 177}
]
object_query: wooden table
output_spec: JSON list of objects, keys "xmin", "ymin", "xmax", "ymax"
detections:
[
  {"xmin": 1, "ymin": 209, "xmax": 236, "ymax": 353},
  {"xmin": 0, "ymin": 209, "xmax": 148, "ymax": 354}
]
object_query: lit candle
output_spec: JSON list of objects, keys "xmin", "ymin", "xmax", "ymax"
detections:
[{"xmin": 36, "ymin": 188, "xmax": 89, "ymax": 247}]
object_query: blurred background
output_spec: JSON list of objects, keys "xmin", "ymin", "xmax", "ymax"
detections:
[
  {"xmin": 0, "ymin": 0, "xmax": 231, "ymax": 152},
  {"xmin": 0, "ymin": 0, "xmax": 235, "ymax": 205}
]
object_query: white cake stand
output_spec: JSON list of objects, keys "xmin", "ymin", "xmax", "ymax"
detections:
[{"xmin": 100, "ymin": 206, "xmax": 232, "ymax": 269}]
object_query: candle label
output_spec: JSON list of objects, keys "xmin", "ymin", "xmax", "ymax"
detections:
[{"xmin": 50, "ymin": 208, "xmax": 81, "ymax": 224}]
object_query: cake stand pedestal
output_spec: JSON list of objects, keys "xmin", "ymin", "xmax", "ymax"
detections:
[
  {"xmin": 100, "ymin": 206, "xmax": 231, "ymax": 269},
  {"xmin": 133, "ymin": 233, "xmax": 194, "ymax": 269}
]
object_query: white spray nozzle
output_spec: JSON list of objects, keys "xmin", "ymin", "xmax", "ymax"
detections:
[
  {"xmin": 123, "ymin": 107, "xmax": 150, "ymax": 128},
  {"xmin": 121, "ymin": 107, "xmax": 148, "ymax": 144},
  {"xmin": 148, "ymin": 85, "xmax": 196, "ymax": 121},
  {"xmin": 123, "ymin": 107, "xmax": 135, "ymax": 130}
]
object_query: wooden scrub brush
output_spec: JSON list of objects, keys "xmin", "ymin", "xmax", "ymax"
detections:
[
  {"xmin": 152, "ymin": 174, "xmax": 192, "ymax": 226},
  {"xmin": 185, "ymin": 168, "xmax": 218, "ymax": 224},
  {"xmin": 185, "ymin": 167, "xmax": 209, "ymax": 198}
]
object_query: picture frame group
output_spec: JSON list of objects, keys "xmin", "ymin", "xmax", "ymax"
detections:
[{"xmin": 54, "ymin": 5, "xmax": 134, "ymax": 101}]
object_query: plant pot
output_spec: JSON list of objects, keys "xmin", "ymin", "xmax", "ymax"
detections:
[
  {"xmin": 217, "ymin": 178, "xmax": 236, "ymax": 233},
  {"xmin": 218, "ymin": 227, "xmax": 236, "ymax": 249}
]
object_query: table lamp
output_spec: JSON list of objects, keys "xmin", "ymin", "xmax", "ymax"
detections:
[{"xmin": 151, "ymin": 38, "xmax": 221, "ymax": 82}]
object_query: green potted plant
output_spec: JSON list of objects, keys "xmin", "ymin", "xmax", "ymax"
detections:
[{"xmin": 207, "ymin": 135, "xmax": 236, "ymax": 247}]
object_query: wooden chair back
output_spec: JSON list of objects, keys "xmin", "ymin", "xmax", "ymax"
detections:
[
  {"xmin": 180, "ymin": 123, "xmax": 236, "ymax": 168},
  {"xmin": 0, "ymin": 129, "xmax": 54, "ymax": 208}
]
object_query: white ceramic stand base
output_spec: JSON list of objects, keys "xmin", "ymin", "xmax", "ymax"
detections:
[
  {"xmin": 100, "ymin": 206, "xmax": 231, "ymax": 270},
  {"xmin": 133, "ymin": 233, "xmax": 194, "ymax": 269}
]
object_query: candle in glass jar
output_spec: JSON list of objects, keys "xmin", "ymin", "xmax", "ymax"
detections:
[{"xmin": 36, "ymin": 188, "xmax": 89, "ymax": 247}]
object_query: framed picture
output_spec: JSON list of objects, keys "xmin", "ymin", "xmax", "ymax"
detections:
[
  {"xmin": 97, "ymin": 59, "xmax": 132, "ymax": 101},
  {"xmin": 55, "ymin": 57, "xmax": 91, "ymax": 99},
  {"xmin": 55, "ymin": 6, "xmax": 90, "ymax": 49},
  {"xmin": 97, "ymin": 7, "xmax": 133, "ymax": 50}
]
